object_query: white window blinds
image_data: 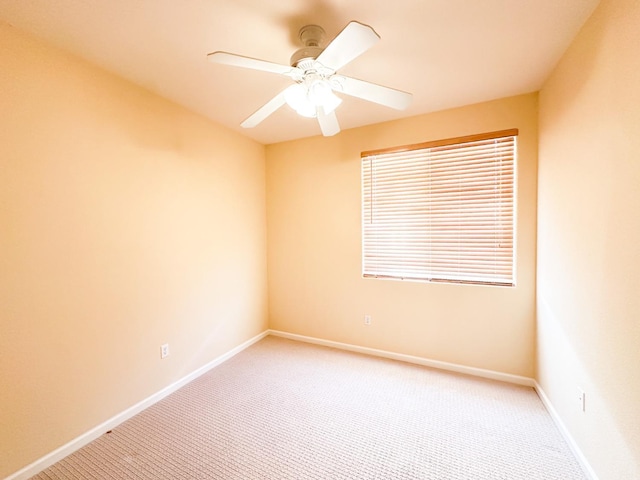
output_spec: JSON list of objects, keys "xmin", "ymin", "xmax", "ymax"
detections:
[{"xmin": 362, "ymin": 129, "xmax": 517, "ymax": 286}]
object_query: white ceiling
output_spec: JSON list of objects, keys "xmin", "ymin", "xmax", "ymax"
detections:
[{"xmin": 0, "ymin": 0, "xmax": 599, "ymax": 145}]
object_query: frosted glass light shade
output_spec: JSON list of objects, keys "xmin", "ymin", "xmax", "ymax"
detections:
[
  {"xmin": 284, "ymin": 79, "xmax": 342, "ymax": 118},
  {"xmin": 284, "ymin": 83, "xmax": 316, "ymax": 118},
  {"xmin": 309, "ymin": 80, "xmax": 342, "ymax": 114}
]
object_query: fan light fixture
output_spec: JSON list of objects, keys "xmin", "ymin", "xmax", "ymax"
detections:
[{"xmin": 284, "ymin": 77, "xmax": 342, "ymax": 118}]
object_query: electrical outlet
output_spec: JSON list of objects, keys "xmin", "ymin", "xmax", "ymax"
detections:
[
  {"xmin": 577, "ymin": 387, "xmax": 586, "ymax": 412},
  {"xmin": 161, "ymin": 344, "xmax": 170, "ymax": 359},
  {"xmin": 364, "ymin": 315, "xmax": 372, "ymax": 326}
]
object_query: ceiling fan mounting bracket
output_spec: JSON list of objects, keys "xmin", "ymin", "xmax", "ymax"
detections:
[
  {"xmin": 299, "ymin": 25, "xmax": 325, "ymax": 47},
  {"xmin": 290, "ymin": 24, "xmax": 326, "ymax": 67}
]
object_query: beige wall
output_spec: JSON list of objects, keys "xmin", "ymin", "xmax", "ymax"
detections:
[
  {"xmin": 0, "ymin": 23, "xmax": 268, "ymax": 478},
  {"xmin": 267, "ymin": 93, "xmax": 538, "ymax": 377},
  {"xmin": 537, "ymin": 0, "xmax": 640, "ymax": 478}
]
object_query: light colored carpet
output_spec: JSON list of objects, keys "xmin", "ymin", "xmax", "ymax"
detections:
[{"xmin": 32, "ymin": 336, "xmax": 586, "ymax": 479}]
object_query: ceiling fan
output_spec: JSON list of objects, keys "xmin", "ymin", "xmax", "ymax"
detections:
[{"xmin": 207, "ymin": 21, "xmax": 412, "ymax": 137}]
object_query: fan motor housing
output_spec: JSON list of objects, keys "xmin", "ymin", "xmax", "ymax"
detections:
[{"xmin": 290, "ymin": 47, "xmax": 323, "ymax": 67}]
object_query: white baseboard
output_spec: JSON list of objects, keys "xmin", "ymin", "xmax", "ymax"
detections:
[
  {"xmin": 534, "ymin": 382, "xmax": 599, "ymax": 480},
  {"xmin": 6, "ymin": 330, "xmax": 269, "ymax": 480},
  {"xmin": 268, "ymin": 330, "xmax": 535, "ymax": 387}
]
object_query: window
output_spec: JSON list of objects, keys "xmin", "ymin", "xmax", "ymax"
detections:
[{"xmin": 361, "ymin": 129, "xmax": 517, "ymax": 286}]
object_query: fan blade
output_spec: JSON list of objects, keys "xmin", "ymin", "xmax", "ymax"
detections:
[
  {"xmin": 240, "ymin": 87, "xmax": 291, "ymax": 128},
  {"xmin": 208, "ymin": 51, "xmax": 293, "ymax": 76},
  {"xmin": 316, "ymin": 21, "xmax": 380, "ymax": 71},
  {"xmin": 317, "ymin": 108, "xmax": 340, "ymax": 137},
  {"xmin": 336, "ymin": 76, "xmax": 412, "ymax": 110}
]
